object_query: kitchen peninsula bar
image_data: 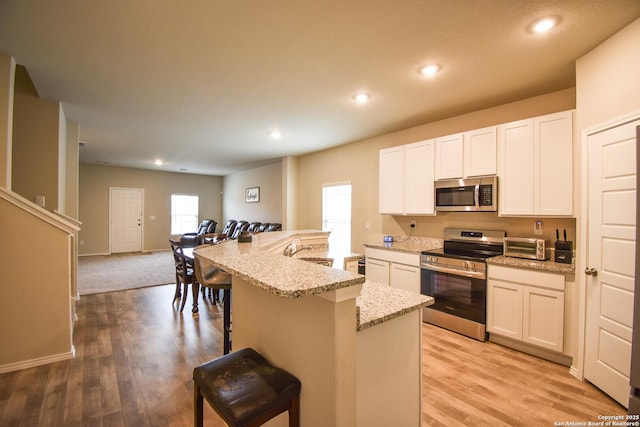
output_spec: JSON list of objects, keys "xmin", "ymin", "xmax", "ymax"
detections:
[{"xmin": 194, "ymin": 230, "xmax": 432, "ymax": 426}]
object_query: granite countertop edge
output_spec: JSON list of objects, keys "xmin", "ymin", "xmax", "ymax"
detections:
[
  {"xmin": 356, "ymin": 281, "xmax": 434, "ymax": 331},
  {"xmin": 486, "ymin": 255, "xmax": 575, "ymax": 274}
]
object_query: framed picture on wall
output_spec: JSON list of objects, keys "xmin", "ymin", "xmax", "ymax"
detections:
[{"xmin": 245, "ymin": 187, "xmax": 260, "ymax": 203}]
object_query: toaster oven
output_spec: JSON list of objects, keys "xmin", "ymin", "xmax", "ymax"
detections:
[{"xmin": 503, "ymin": 237, "xmax": 550, "ymax": 260}]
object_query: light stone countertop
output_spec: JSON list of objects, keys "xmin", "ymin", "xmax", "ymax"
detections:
[
  {"xmin": 486, "ymin": 255, "xmax": 576, "ymax": 274},
  {"xmin": 194, "ymin": 230, "xmax": 432, "ymax": 330},
  {"xmin": 363, "ymin": 235, "xmax": 443, "ymax": 254},
  {"xmin": 356, "ymin": 281, "xmax": 433, "ymax": 331}
]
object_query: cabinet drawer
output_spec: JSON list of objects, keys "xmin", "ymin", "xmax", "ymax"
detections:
[
  {"xmin": 488, "ymin": 264, "xmax": 564, "ymax": 291},
  {"xmin": 364, "ymin": 248, "xmax": 420, "ymax": 267}
]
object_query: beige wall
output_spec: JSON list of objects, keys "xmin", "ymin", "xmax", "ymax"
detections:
[
  {"xmin": 79, "ymin": 164, "xmax": 223, "ymax": 255},
  {"xmin": 576, "ymin": 18, "xmax": 640, "ymax": 132},
  {"xmin": 222, "ymin": 160, "xmax": 283, "ymax": 228},
  {"xmin": 297, "ymin": 88, "xmax": 577, "ymax": 253},
  {"xmin": 12, "ymin": 66, "xmax": 63, "ymax": 210}
]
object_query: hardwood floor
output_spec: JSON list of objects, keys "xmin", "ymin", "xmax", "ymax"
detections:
[{"xmin": 0, "ymin": 284, "xmax": 625, "ymax": 426}]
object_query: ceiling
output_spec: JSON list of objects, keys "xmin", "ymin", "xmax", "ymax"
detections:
[{"xmin": 1, "ymin": 1, "xmax": 639, "ymax": 176}]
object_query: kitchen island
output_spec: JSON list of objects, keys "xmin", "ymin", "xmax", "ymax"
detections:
[{"xmin": 194, "ymin": 230, "xmax": 432, "ymax": 426}]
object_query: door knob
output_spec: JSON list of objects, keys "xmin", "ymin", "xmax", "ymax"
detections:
[{"xmin": 585, "ymin": 268, "xmax": 598, "ymax": 276}]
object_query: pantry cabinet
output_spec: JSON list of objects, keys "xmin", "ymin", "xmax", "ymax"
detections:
[
  {"xmin": 498, "ymin": 110, "xmax": 573, "ymax": 216},
  {"xmin": 379, "ymin": 140, "xmax": 435, "ymax": 215},
  {"xmin": 364, "ymin": 247, "xmax": 421, "ymax": 293},
  {"xmin": 487, "ymin": 264, "xmax": 565, "ymax": 352}
]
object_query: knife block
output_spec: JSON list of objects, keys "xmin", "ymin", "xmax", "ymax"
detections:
[{"xmin": 555, "ymin": 240, "xmax": 573, "ymax": 264}]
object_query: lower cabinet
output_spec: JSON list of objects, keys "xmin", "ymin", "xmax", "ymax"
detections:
[
  {"xmin": 487, "ymin": 264, "xmax": 565, "ymax": 353},
  {"xmin": 364, "ymin": 248, "xmax": 420, "ymax": 293}
]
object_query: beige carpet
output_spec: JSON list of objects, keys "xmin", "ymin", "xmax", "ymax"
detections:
[{"xmin": 78, "ymin": 251, "xmax": 176, "ymax": 295}]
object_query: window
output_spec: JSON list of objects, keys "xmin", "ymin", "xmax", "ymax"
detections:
[
  {"xmin": 171, "ymin": 194, "xmax": 199, "ymax": 235},
  {"xmin": 322, "ymin": 183, "xmax": 352, "ymax": 252}
]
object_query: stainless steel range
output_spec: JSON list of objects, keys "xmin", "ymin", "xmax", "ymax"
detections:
[{"xmin": 420, "ymin": 228, "xmax": 505, "ymax": 341}]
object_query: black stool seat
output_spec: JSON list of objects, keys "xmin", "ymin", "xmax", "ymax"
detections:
[{"xmin": 193, "ymin": 348, "xmax": 301, "ymax": 427}]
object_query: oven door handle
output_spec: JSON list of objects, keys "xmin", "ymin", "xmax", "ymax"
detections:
[{"xmin": 421, "ymin": 264, "xmax": 486, "ymax": 280}]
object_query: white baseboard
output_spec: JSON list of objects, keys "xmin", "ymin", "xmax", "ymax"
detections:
[
  {"xmin": 0, "ymin": 348, "xmax": 75, "ymax": 374},
  {"xmin": 78, "ymin": 252, "xmax": 109, "ymax": 257}
]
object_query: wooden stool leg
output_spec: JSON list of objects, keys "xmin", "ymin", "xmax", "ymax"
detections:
[
  {"xmin": 223, "ymin": 289, "xmax": 231, "ymax": 354},
  {"xmin": 289, "ymin": 395, "xmax": 300, "ymax": 427},
  {"xmin": 194, "ymin": 382, "xmax": 204, "ymax": 427}
]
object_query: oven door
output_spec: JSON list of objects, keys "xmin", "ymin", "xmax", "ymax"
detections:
[{"xmin": 421, "ymin": 266, "xmax": 486, "ymax": 324}]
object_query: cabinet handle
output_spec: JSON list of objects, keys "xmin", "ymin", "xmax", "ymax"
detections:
[{"xmin": 584, "ymin": 268, "xmax": 598, "ymax": 276}]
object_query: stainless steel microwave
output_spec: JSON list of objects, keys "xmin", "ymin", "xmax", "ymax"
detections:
[{"xmin": 435, "ymin": 176, "xmax": 497, "ymax": 212}]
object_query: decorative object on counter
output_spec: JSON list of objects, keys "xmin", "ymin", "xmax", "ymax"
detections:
[
  {"xmin": 238, "ymin": 231, "xmax": 252, "ymax": 243},
  {"xmin": 245, "ymin": 186, "xmax": 260, "ymax": 203},
  {"xmin": 193, "ymin": 347, "xmax": 301, "ymax": 427},
  {"xmin": 383, "ymin": 235, "xmax": 394, "ymax": 242},
  {"xmin": 554, "ymin": 228, "xmax": 573, "ymax": 264}
]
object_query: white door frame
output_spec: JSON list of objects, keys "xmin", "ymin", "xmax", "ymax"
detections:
[
  {"xmin": 575, "ymin": 109, "xmax": 640, "ymax": 381},
  {"xmin": 109, "ymin": 187, "xmax": 144, "ymax": 254}
]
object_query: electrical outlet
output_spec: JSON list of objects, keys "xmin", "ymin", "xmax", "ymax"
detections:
[
  {"xmin": 534, "ymin": 220, "xmax": 543, "ymax": 235},
  {"xmin": 410, "ymin": 221, "xmax": 416, "ymax": 228}
]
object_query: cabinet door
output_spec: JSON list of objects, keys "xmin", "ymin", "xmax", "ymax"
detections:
[
  {"xmin": 379, "ymin": 147, "xmax": 404, "ymax": 214},
  {"xmin": 365, "ymin": 258, "xmax": 390, "ymax": 285},
  {"xmin": 464, "ymin": 126, "xmax": 497, "ymax": 177},
  {"xmin": 390, "ymin": 263, "xmax": 420, "ymax": 293},
  {"xmin": 534, "ymin": 111, "xmax": 573, "ymax": 216},
  {"xmin": 523, "ymin": 286, "xmax": 564, "ymax": 352},
  {"xmin": 404, "ymin": 140, "xmax": 435, "ymax": 214},
  {"xmin": 487, "ymin": 279, "xmax": 523, "ymax": 340},
  {"xmin": 435, "ymin": 133, "xmax": 463, "ymax": 179},
  {"xmin": 498, "ymin": 119, "xmax": 534, "ymax": 215}
]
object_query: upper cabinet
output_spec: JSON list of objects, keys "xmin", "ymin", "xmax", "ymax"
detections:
[
  {"xmin": 435, "ymin": 133, "xmax": 463, "ymax": 179},
  {"xmin": 435, "ymin": 127, "xmax": 497, "ymax": 180},
  {"xmin": 379, "ymin": 139, "xmax": 435, "ymax": 215},
  {"xmin": 498, "ymin": 110, "xmax": 573, "ymax": 216},
  {"xmin": 464, "ymin": 126, "xmax": 498, "ymax": 178}
]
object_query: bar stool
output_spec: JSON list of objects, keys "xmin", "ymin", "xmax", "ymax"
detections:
[
  {"xmin": 193, "ymin": 246, "xmax": 233, "ymax": 354},
  {"xmin": 193, "ymin": 348, "xmax": 301, "ymax": 427}
]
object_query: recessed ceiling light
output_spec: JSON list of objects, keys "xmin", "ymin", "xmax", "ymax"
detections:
[
  {"xmin": 419, "ymin": 64, "xmax": 440, "ymax": 77},
  {"xmin": 353, "ymin": 93, "xmax": 371, "ymax": 104},
  {"xmin": 531, "ymin": 17, "xmax": 557, "ymax": 33},
  {"xmin": 269, "ymin": 130, "xmax": 283, "ymax": 140},
  {"xmin": 153, "ymin": 159, "xmax": 163, "ymax": 166}
]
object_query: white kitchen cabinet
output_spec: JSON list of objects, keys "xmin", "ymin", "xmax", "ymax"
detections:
[
  {"xmin": 390, "ymin": 263, "xmax": 421, "ymax": 294},
  {"xmin": 365, "ymin": 257, "xmax": 390, "ymax": 285},
  {"xmin": 498, "ymin": 110, "xmax": 573, "ymax": 216},
  {"xmin": 435, "ymin": 128, "xmax": 497, "ymax": 180},
  {"xmin": 379, "ymin": 140, "xmax": 435, "ymax": 215},
  {"xmin": 464, "ymin": 126, "xmax": 497, "ymax": 177},
  {"xmin": 487, "ymin": 264, "xmax": 565, "ymax": 353},
  {"xmin": 379, "ymin": 146, "xmax": 404, "ymax": 214},
  {"xmin": 364, "ymin": 247, "xmax": 421, "ymax": 293},
  {"xmin": 435, "ymin": 133, "xmax": 463, "ymax": 179}
]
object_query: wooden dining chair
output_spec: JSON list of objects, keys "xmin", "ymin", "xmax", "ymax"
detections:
[{"xmin": 169, "ymin": 238, "xmax": 195, "ymax": 312}]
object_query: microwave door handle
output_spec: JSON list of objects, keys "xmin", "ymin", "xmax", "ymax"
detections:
[{"xmin": 474, "ymin": 182, "xmax": 480, "ymax": 210}]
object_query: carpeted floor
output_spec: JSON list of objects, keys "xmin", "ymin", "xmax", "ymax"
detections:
[{"xmin": 78, "ymin": 251, "xmax": 176, "ymax": 295}]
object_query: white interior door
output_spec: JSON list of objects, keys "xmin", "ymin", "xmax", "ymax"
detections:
[
  {"xmin": 584, "ymin": 118, "xmax": 638, "ymax": 407},
  {"xmin": 110, "ymin": 188, "xmax": 143, "ymax": 253}
]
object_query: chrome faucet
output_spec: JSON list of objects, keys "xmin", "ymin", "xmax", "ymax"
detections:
[{"xmin": 283, "ymin": 242, "xmax": 312, "ymax": 257}]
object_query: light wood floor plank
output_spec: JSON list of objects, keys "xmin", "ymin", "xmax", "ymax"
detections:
[{"xmin": 0, "ymin": 284, "xmax": 627, "ymax": 426}]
